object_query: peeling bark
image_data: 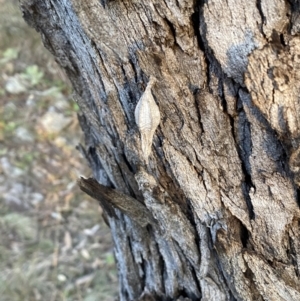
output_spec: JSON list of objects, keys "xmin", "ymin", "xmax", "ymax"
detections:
[{"xmin": 20, "ymin": 0, "xmax": 300, "ymax": 300}]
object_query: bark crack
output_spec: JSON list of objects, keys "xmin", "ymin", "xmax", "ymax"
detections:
[
  {"xmin": 296, "ymin": 189, "xmax": 300, "ymax": 208},
  {"xmin": 220, "ymin": 82, "xmax": 256, "ymax": 221},
  {"xmin": 255, "ymin": 0, "xmax": 267, "ymax": 39},
  {"xmin": 236, "ymin": 93, "xmax": 256, "ymax": 220},
  {"xmin": 192, "ymin": 0, "xmax": 210, "ymax": 86},
  {"xmin": 164, "ymin": 17, "xmax": 178, "ymax": 48},
  {"xmin": 240, "ymin": 222, "xmax": 250, "ymax": 248},
  {"xmin": 194, "ymin": 90, "xmax": 205, "ymax": 135}
]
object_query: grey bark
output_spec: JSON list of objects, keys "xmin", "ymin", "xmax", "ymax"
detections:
[{"xmin": 20, "ymin": 0, "xmax": 300, "ymax": 300}]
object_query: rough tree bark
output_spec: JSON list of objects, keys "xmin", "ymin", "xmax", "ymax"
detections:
[{"xmin": 20, "ymin": 0, "xmax": 300, "ymax": 300}]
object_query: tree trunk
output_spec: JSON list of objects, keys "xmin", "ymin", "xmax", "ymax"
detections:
[{"xmin": 20, "ymin": 0, "xmax": 300, "ymax": 300}]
